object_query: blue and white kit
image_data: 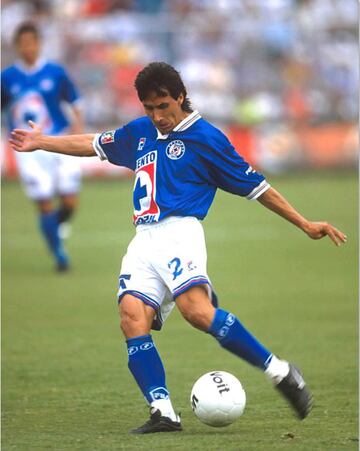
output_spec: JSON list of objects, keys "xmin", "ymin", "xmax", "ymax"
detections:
[
  {"xmin": 1, "ymin": 59, "xmax": 82, "ymax": 199},
  {"xmin": 93, "ymin": 111, "xmax": 271, "ymax": 328}
]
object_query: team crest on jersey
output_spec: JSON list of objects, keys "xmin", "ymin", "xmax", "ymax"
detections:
[
  {"xmin": 166, "ymin": 140, "xmax": 185, "ymax": 160},
  {"xmin": 137, "ymin": 137, "xmax": 146, "ymax": 151},
  {"xmin": 100, "ymin": 130, "xmax": 115, "ymax": 144}
]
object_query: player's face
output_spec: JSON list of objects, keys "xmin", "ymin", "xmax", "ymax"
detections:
[
  {"xmin": 16, "ymin": 32, "xmax": 40, "ymax": 65},
  {"xmin": 142, "ymin": 91, "xmax": 188, "ymax": 135}
]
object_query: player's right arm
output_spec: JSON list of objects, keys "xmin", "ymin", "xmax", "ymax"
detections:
[{"xmin": 10, "ymin": 120, "xmax": 96, "ymax": 157}]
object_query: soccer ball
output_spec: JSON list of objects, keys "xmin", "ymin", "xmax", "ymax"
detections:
[{"xmin": 190, "ymin": 371, "xmax": 246, "ymax": 427}]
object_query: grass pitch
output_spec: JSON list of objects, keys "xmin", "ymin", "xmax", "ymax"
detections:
[{"xmin": 2, "ymin": 172, "xmax": 358, "ymax": 450}]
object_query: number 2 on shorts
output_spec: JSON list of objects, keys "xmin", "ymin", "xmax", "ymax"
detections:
[{"xmin": 168, "ymin": 257, "xmax": 183, "ymax": 280}]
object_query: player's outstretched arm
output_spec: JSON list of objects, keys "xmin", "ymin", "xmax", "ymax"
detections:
[
  {"xmin": 10, "ymin": 120, "xmax": 96, "ymax": 157},
  {"xmin": 257, "ymin": 187, "xmax": 347, "ymax": 246}
]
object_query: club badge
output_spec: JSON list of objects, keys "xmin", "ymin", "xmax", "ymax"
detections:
[{"xmin": 166, "ymin": 140, "xmax": 185, "ymax": 160}]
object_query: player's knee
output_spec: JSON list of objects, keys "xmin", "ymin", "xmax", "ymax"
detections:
[
  {"xmin": 182, "ymin": 309, "xmax": 208, "ymax": 330},
  {"xmin": 37, "ymin": 199, "xmax": 54, "ymax": 214},
  {"xmin": 120, "ymin": 310, "xmax": 143, "ymax": 337},
  {"xmin": 119, "ymin": 304, "xmax": 138, "ymax": 330},
  {"xmin": 176, "ymin": 285, "xmax": 214, "ymax": 326},
  {"xmin": 119, "ymin": 296, "xmax": 153, "ymax": 337},
  {"xmin": 57, "ymin": 205, "xmax": 75, "ymax": 223},
  {"xmin": 177, "ymin": 289, "xmax": 215, "ymax": 331}
]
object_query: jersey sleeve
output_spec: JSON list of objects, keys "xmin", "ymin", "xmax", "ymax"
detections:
[
  {"xmin": 59, "ymin": 67, "xmax": 81, "ymax": 104},
  {"xmin": 201, "ymin": 137, "xmax": 270, "ymax": 200},
  {"xmin": 92, "ymin": 126, "xmax": 136, "ymax": 170}
]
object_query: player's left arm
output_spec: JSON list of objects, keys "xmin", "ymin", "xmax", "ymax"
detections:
[
  {"xmin": 257, "ymin": 186, "xmax": 347, "ymax": 246},
  {"xmin": 68, "ymin": 104, "xmax": 84, "ymax": 134}
]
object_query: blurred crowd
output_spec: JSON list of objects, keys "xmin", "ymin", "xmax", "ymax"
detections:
[{"xmin": 2, "ymin": 0, "xmax": 358, "ymax": 131}]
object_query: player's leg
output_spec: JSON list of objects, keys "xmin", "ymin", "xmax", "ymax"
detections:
[
  {"xmin": 57, "ymin": 193, "xmax": 78, "ymax": 239},
  {"xmin": 176, "ymin": 285, "xmax": 313, "ymax": 419},
  {"xmin": 15, "ymin": 151, "xmax": 69, "ymax": 271},
  {"xmin": 176, "ymin": 285, "xmax": 276, "ymax": 369},
  {"xmin": 117, "ymin": 228, "xmax": 182, "ymax": 433},
  {"xmin": 57, "ymin": 153, "xmax": 81, "ymax": 240},
  {"xmin": 58, "ymin": 193, "xmax": 77, "ymax": 223},
  {"xmin": 161, "ymin": 217, "xmax": 278, "ymax": 369},
  {"xmin": 119, "ymin": 294, "xmax": 182, "ymax": 433},
  {"xmin": 36, "ymin": 198, "xmax": 70, "ymax": 271}
]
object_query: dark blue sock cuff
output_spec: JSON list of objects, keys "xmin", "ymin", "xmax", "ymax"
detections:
[
  {"xmin": 208, "ymin": 308, "xmax": 231, "ymax": 339},
  {"xmin": 126, "ymin": 334, "xmax": 152, "ymax": 347}
]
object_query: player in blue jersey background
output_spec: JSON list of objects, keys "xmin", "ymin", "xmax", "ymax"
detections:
[
  {"xmin": 2, "ymin": 22, "xmax": 83, "ymax": 271},
  {"xmin": 10, "ymin": 62, "xmax": 347, "ymax": 433}
]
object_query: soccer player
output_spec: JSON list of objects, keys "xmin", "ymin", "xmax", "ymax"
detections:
[
  {"xmin": 10, "ymin": 62, "xmax": 347, "ymax": 433},
  {"xmin": 2, "ymin": 22, "xmax": 83, "ymax": 271}
]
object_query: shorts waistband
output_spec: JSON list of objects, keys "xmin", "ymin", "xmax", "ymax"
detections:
[{"xmin": 136, "ymin": 216, "xmax": 199, "ymax": 233}]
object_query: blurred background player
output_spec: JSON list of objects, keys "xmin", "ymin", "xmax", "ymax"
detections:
[{"xmin": 1, "ymin": 21, "xmax": 83, "ymax": 271}]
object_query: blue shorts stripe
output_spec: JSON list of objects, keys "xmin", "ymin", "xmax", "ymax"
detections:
[
  {"xmin": 118, "ymin": 290, "xmax": 160, "ymax": 311},
  {"xmin": 173, "ymin": 276, "xmax": 209, "ymax": 298}
]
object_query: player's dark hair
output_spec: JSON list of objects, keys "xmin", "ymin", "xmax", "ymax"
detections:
[
  {"xmin": 135, "ymin": 62, "xmax": 193, "ymax": 112},
  {"xmin": 14, "ymin": 22, "xmax": 40, "ymax": 43}
]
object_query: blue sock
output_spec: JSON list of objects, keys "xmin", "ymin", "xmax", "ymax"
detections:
[
  {"xmin": 39, "ymin": 212, "xmax": 68, "ymax": 266},
  {"xmin": 208, "ymin": 308, "xmax": 272, "ymax": 370},
  {"xmin": 127, "ymin": 334, "xmax": 169, "ymax": 404}
]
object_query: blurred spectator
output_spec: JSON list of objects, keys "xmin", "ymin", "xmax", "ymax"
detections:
[{"xmin": 1, "ymin": 0, "xmax": 358, "ymax": 129}]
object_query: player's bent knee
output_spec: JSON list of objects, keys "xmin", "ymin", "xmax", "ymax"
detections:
[
  {"xmin": 182, "ymin": 310, "xmax": 208, "ymax": 330},
  {"xmin": 120, "ymin": 313, "xmax": 151, "ymax": 338},
  {"xmin": 176, "ymin": 286, "xmax": 215, "ymax": 331},
  {"xmin": 37, "ymin": 199, "xmax": 54, "ymax": 214}
]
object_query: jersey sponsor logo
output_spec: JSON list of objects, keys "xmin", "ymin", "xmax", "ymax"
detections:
[
  {"xmin": 137, "ymin": 137, "xmax": 146, "ymax": 151},
  {"xmin": 100, "ymin": 130, "xmax": 115, "ymax": 144},
  {"xmin": 12, "ymin": 90, "xmax": 53, "ymax": 132},
  {"xmin": 135, "ymin": 150, "xmax": 156, "ymax": 170},
  {"xmin": 166, "ymin": 140, "xmax": 185, "ymax": 160},
  {"xmin": 133, "ymin": 151, "xmax": 160, "ymax": 225}
]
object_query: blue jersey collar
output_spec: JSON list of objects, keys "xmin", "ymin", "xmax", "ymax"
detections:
[
  {"xmin": 15, "ymin": 58, "xmax": 47, "ymax": 74},
  {"xmin": 156, "ymin": 110, "xmax": 201, "ymax": 140}
]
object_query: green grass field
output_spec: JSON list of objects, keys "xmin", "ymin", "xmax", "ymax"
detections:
[{"xmin": 2, "ymin": 172, "xmax": 358, "ymax": 450}]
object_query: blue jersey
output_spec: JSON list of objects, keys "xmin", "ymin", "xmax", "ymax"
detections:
[
  {"xmin": 1, "ymin": 59, "xmax": 80, "ymax": 135},
  {"xmin": 93, "ymin": 111, "xmax": 270, "ymax": 225}
]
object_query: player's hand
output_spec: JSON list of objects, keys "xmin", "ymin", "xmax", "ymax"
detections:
[
  {"xmin": 9, "ymin": 121, "xmax": 43, "ymax": 152},
  {"xmin": 304, "ymin": 221, "xmax": 347, "ymax": 246}
]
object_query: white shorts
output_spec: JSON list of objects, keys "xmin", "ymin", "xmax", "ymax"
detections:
[
  {"xmin": 118, "ymin": 216, "xmax": 212, "ymax": 329},
  {"xmin": 15, "ymin": 150, "xmax": 81, "ymax": 200}
]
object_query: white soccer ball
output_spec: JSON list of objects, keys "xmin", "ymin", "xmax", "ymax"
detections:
[{"xmin": 190, "ymin": 371, "xmax": 246, "ymax": 427}]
